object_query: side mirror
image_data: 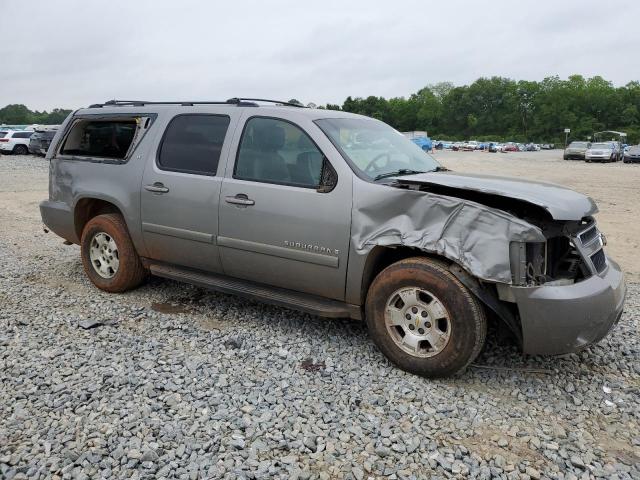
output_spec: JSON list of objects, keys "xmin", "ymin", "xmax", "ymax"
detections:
[{"xmin": 317, "ymin": 157, "xmax": 338, "ymax": 193}]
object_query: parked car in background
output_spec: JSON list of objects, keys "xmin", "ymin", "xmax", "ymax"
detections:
[
  {"xmin": 564, "ymin": 141, "xmax": 591, "ymax": 160},
  {"xmin": 503, "ymin": 144, "xmax": 519, "ymax": 152},
  {"xmin": 585, "ymin": 142, "xmax": 619, "ymax": 163},
  {"xmin": 0, "ymin": 130, "xmax": 34, "ymax": 155},
  {"xmin": 623, "ymin": 144, "xmax": 640, "ymax": 163},
  {"xmin": 410, "ymin": 136, "xmax": 433, "ymax": 151},
  {"xmin": 29, "ymin": 129, "xmax": 58, "ymax": 156},
  {"xmin": 403, "ymin": 132, "xmax": 433, "ymax": 152}
]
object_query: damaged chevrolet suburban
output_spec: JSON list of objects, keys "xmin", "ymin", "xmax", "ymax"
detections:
[{"xmin": 40, "ymin": 99, "xmax": 626, "ymax": 377}]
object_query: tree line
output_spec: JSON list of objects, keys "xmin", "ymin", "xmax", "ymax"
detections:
[
  {"xmin": 297, "ymin": 75, "xmax": 640, "ymax": 144},
  {"xmin": 0, "ymin": 104, "xmax": 72, "ymax": 126},
  {"xmin": 3, "ymin": 74, "xmax": 638, "ymax": 143}
]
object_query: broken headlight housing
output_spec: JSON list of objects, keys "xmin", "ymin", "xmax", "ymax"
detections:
[{"xmin": 510, "ymin": 218, "xmax": 606, "ymax": 286}]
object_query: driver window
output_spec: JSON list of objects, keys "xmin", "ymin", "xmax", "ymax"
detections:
[{"xmin": 235, "ymin": 117, "xmax": 325, "ymax": 188}]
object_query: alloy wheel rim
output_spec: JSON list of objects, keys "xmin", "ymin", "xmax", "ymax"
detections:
[
  {"xmin": 384, "ymin": 287, "xmax": 451, "ymax": 358},
  {"xmin": 89, "ymin": 232, "xmax": 119, "ymax": 279}
]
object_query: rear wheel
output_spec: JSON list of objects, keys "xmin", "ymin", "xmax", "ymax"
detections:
[
  {"xmin": 80, "ymin": 214, "xmax": 146, "ymax": 292},
  {"xmin": 13, "ymin": 144, "xmax": 28, "ymax": 155},
  {"xmin": 365, "ymin": 257, "xmax": 487, "ymax": 378}
]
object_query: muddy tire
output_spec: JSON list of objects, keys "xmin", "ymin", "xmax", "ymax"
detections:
[
  {"xmin": 80, "ymin": 214, "xmax": 146, "ymax": 293},
  {"xmin": 365, "ymin": 257, "xmax": 487, "ymax": 378}
]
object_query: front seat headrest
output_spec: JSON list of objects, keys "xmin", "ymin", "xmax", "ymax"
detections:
[{"xmin": 253, "ymin": 123, "xmax": 285, "ymax": 151}]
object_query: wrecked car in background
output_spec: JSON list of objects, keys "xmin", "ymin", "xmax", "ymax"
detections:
[
  {"xmin": 623, "ymin": 144, "xmax": 640, "ymax": 163},
  {"xmin": 40, "ymin": 99, "xmax": 626, "ymax": 378},
  {"xmin": 585, "ymin": 142, "xmax": 620, "ymax": 163},
  {"xmin": 564, "ymin": 141, "xmax": 591, "ymax": 160}
]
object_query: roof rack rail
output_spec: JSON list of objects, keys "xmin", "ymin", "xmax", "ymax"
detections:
[
  {"xmin": 226, "ymin": 98, "xmax": 306, "ymax": 108},
  {"xmin": 88, "ymin": 98, "xmax": 306, "ymax": 108}
]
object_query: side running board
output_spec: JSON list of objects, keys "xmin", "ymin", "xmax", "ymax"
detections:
[{"xmin": 147, "ymin": 262, "xmax": 361, "ymax": 320}]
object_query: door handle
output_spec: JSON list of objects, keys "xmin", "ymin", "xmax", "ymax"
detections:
[
  {"xmin": 145, "ymin": 182, "xmax": 169, "ymax": 194},
  {"xmin": 225, "ymin": 194, "xmax": 255, "ymax": 206}
]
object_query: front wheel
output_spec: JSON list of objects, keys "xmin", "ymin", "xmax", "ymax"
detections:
[
  {"xmin": 365, "ymin": 257, "xmax": 487, "ymax": 378},
  {"xmin": 80, "ymin": 213, "xmax": 146, "ymax": 293}
]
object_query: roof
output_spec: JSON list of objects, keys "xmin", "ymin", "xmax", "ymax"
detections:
[{"xmin": 75, "ymin": 98, "xmax": 365, "ymax": 121}]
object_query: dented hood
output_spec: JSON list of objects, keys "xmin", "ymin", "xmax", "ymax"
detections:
[{"xmin": 396, "ymin": 172, "xmax": 597, "ymax": 220}]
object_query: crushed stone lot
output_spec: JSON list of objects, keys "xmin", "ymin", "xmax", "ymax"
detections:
[{"xmin": 0, "ymin": 152, "xmax": 639, "ymax": 480}]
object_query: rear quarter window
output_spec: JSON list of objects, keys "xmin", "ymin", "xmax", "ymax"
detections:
[{"xmin": 60, "ymin": 118, "xmax": 141, "ymax": 160}]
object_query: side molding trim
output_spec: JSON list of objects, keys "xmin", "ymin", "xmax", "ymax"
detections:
[
  {"xmin": 142, "ymin": 222, "xmax": 214, "ymax": 244},
  {"xmin": 217, "ymin": 236, "xmax": 339, "ymax": 268}
]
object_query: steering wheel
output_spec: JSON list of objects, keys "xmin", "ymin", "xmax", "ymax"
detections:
[{"xmin": 364, "ymin": 152, "xmax": 391, "ymax": 176}]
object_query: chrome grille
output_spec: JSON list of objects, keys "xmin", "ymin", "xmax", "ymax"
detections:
[
  {"xmin": 579, "ymin": 226, "xmax": 598, "ymax": 245},
  {"xmin": 590, "ymin": 249, "xmax": 606, "ymax": 273},
  {"xmin": 572, "ymin": 220, "xmax": 607, "ymax": 276}
]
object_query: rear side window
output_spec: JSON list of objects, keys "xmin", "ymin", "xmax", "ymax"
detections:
[
  {"xmin": 14, "ymin": 132, "xmax": 33, "ymax": 139},
  {"xmin": 158, "ymin": 114, "xmax": 230, "ymax": 176},
  {"xmin": 61, "ymin": 119, "xmax": 138, "ymax": 159}
]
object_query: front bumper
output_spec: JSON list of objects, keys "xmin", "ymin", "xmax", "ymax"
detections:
[
  {"xmin": 510, "ymin": 257, "xmax": 626, "ymax": 355},
  {"xmin": 564, "ymin": 151, "xmax": 585, "ymax": 159},
  {"xmin": 586, "ymin": 155, "xmax": 614, "ymax": 162}
]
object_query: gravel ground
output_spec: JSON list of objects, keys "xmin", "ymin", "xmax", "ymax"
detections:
[{"xmin": 0, "ymin": 154, "xmax": 639, "ymax": 480}]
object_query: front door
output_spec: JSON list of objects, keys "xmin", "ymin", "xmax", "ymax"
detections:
[
  {"xmin": 140, "ymin": 113, "xmax": 235, "ymax": 272},
  {"xmin": 218, "ymin": 115, "xmax": 352, "ymax": 300}
]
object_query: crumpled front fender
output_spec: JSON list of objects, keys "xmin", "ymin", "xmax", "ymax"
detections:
[{"xmin": 347, "ymin": 181, "xmax": 545, "ymax": 303}]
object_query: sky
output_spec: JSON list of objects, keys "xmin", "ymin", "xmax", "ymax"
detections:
[{"xmin": 1, "ymin": 0, "xmax": 639, "ymax": 111}]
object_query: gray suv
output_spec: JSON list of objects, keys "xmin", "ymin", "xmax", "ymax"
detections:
[{"xmin": 40, "ymin": 99, "xmax": 626, "ymax": 377}]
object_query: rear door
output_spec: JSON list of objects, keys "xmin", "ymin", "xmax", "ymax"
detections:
[
  {"xmin": 218, "ymin": 113, "xmax": 352, "ymax": 300},
  {"xmin": 140, "ymin": 112, "xmax": 238, "ymax": 272}
]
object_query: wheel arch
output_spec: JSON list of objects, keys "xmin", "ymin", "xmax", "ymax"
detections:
[
  {"xmin": 357, "ymin": 245, "xmax": 522, "ymax": 345},
  {"xmin": 73, "ymin": 197, "xmax": 124, "ymax": 242},
  {"xmin": 359, "ymin": 246, "xmax": 453, "ymax": 306}
]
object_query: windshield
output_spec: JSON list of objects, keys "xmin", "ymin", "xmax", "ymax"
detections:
[
  {"xmin": 590, "ymin": 143, "xmax": 612, "ymax": 149},
  {"xmin": 569, "ymin": 142, "xmax": 588, "ymax": 148},
  {"xmin": 315, "ymin": 118, "xmax": 440, "ymax": 180}
]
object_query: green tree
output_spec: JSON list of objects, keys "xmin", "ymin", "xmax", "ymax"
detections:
[{"xmin": 0, "ymin": 104, "xmax": 34, "ymax": 124}]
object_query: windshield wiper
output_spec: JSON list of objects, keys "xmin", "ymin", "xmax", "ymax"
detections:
[
  {"xmin": 373, "ymin": 169, "xmax": 426, "ymax": 181},
  {"xmin": 374, "ymin": 166, "xmax": 448, "ymax": 181}
]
